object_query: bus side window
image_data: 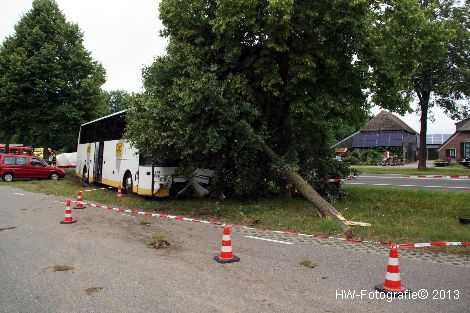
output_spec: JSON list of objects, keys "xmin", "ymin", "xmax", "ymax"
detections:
[{"xmin": 79, "ymin": 112, "xmax": 126, "ymax": 144}]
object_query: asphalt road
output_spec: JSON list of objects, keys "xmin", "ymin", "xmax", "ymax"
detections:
[
  {"xmin": 0, "ymin": 186, "xmax": 469, "ymax": 313},
  {"xmin": 346, "ymin": 174, "xmax": 470, "ymax": 192}
]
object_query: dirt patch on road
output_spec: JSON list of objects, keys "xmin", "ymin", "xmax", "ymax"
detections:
[
  {"xmin": 299, "ymin": 259, "xmax": 318, "ymax": 268},
  {"xmin": 85, "ymin": 287, "xmax": 103, "ymax": 295},
  {"xmin": 139, "ymin": 219, "xmax": 151, "ymax": 226},
  {"xmin": 223, "ymin": 267, "xmax": 264, "ymax": 285},
  {"xmin": 147, "ymin": 233, "xmax": 171, "ymax": 249},
  {"xmin": 0, "ymin": 226, "xmax": 17, "ymax": 232},
  {"xmin": 51, "ymin": 265, "xmax": 74, "ymax": 272}
]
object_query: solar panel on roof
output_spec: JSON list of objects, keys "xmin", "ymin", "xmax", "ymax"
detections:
[
  {"xmin": 425, "ymin": 134, "xmax": 452, "ymax": 145},
  {"xmin": 352, "ymin": 132, "xmax": 404, "ymax": 148},
  {"xmin": 390, "ymin": 133, "xmax": 403, "ymax": 140},
  {"xmin": 363, "ymin": 133, "xmax": 377, "ymax": 140}
]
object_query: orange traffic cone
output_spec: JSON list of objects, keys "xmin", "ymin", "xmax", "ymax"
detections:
[
  {"xmin": 375, "ymin": 245, "xmax": 410, "ymax": 295},
  {"xmin": 60, "ymin": 200, "xmax": 77, "ymax": 224},
  {"xmin": 74, "ymin": 191, "xmax": 86, "ymax": 209},
  {"xmin": 214, "ymin": 226, "xmax": 240, "ymax": 263},
  {"xmin": 117, "ymin": 185, "xmax": 123, "ymax": 199}
]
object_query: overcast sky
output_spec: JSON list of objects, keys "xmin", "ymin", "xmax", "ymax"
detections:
[{"xmin": 0, "ymin": 0, "xmax": 461, "ymax": 134}]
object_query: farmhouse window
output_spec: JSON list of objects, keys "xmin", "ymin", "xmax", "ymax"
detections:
[
  {"xmin": 445, "ymin": 149, "xmax": 456, "ymax": 158},
  {"xmin": 464, "ymin": 142, "xmax": 470, "ymax": 159}
]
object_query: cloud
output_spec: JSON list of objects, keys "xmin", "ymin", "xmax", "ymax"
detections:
[{"xmin": 0, "ymin": 0, "xmax": 167, "ymax": 92}]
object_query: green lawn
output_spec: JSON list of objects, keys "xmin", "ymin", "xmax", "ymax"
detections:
[
  {"xmin": 354, "ymin": 166, "xmax": 470, "ymax": 176},
  {"xmin": 1, "ymin": 169, "xmax": 469, "ymax": 254},
  {"xmin": 338, "ymin": 186, "xmax": 470, "ymax": 243}
]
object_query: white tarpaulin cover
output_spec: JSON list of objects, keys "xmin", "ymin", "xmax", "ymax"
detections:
[{"xmin": 56, "ymin": 152, "xmax": 77, "ymax": 168}]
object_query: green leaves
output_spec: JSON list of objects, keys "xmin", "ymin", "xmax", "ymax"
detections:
[
  {"xmin": 105, "ymin": 90, "xmax": 134, "ymax": 113},
  {"xmin": 127, "ymin": 0, "xmax": 372, "ymax": 197},
  {"xmin": 0, "ymin": 0, "xmax": 106, "ymax": 151},
  {"xmin": 368, "ymin": 0, "xmax": 469, "ymax": 168},
  {"xmin": 369, "ymin": 0, "xmax": 470, "ymax": 118}
]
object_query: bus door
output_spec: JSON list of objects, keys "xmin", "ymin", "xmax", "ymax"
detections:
[{"xmin": 93, "ymin": 142, "xmax": 104, "ymax": 182}]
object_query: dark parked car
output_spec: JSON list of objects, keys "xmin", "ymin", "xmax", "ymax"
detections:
[
  {"xmin": 461, "ymin": 157, "xmax": 470, "ymax": 168},
  {"xmin": 0, "ymin": 154, "xmax": 65, "ymax": 182}
]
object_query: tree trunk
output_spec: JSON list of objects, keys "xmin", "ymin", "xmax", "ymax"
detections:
[
  {"xmin": 261, "ymin": 143, "xmax": 354, "ymax": 238},
  {"xmin": 5, "ymin": 136, "xmax": 10, "ymax": 154},
  {"xmin": 43, "ymin": 134, "xmax": 50, "ymax": 164},
  {"xmin": 276, "ymin": 51, "xmax": 292, "ymax": 198},
  {"xmin": 418, "ymin": 96, "xmax": 430, "ymax": 170}
]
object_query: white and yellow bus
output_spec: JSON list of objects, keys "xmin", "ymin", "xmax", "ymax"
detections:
[{"xmin": 76, "ymin": 110, "xmax": 213, "ymax": 197}]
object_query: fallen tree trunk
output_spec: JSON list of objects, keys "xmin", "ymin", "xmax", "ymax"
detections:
[{"xmin": 261, "ymin": 143, "xmax": 354, "ymax": 239}]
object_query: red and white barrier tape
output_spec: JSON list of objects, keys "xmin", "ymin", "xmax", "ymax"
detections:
[
  {"xmin": 326, "ymin": 178, "xmax": 354, "ymax": 183},
  {"xmin": 396, "ymin": 242, "xmax": 470, "ymax": 248},
  {"xmin": 327, "ymin": 175, "xmax": 470, "ymax": 182},
  {"xmin": 79, "ymin": 187, "xmax": 114, "ymax": 193},
  {"xmin": 310, "ymin": 235, "xmax": 469, "ymax": 249},
  {"xmin": 403, "ymin": 175, "xmax": 470, "ymax": 180},
  {"xmin": 71, "ymin": 200, "xmax": 469, "ymax": 249},
  {"xmin": 326, "ymin": 176, "xmax": 356, "ymax": 183}
]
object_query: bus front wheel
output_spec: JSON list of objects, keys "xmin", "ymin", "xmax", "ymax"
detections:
[{"xmin": 123, "ymin": 171, "xmax": 133, "ymax": 194}]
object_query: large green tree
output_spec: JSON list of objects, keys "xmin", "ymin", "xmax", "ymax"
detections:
[
  {"xmin": 126, "ymin": 0, "xmax": 372, "ymax": 200},
  {"xmin": 368, "ymin": 0, "xmax": 470, "ymax": 169},
  {"xmin": 0, "ymin": 0, "xmax": 106, "ymax": 153},
  {"xmin": 105, "ymin": 90, "xmax": 133, "ymax": 113}
]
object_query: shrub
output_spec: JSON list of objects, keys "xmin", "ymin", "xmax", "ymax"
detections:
[
  {"xmin": 343, "ymin": 149, "xmax": 383, "ymax": 165},
  {"xmin": 361, "ymin": 149, "xmax": 382, "ymax": 164}
]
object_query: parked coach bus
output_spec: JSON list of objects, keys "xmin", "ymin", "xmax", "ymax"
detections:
[{"xmin": 76, "ymin": 110, "xmax": 213, "ymax": 198}]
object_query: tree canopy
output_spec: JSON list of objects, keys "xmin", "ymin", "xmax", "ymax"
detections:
[
  {"xmin": 0, "ymin": 0, "xmax": 106, "ymax": 152},
  {"xmin": 126, "ymin": 0, "xmax": 372, "ymax": 198},
  {"xmin": 105, "ymin": 90, "xmax": 133, "ymax": 113},
  {"xmin": 368, "ymin": 0, "xmax": 470, "ymax": 168}
]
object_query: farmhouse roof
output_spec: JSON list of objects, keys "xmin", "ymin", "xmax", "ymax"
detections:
[
  {"xmin": 360, "ymin": 110, "xmax": 418, "ymax": 134},
  {"xmin": 437, "ymin": 118, "xmax": 470, "ymax": 152},
  {"xmin": 456, "ymin": 118, "xmax": 470, "ymax": 131}
]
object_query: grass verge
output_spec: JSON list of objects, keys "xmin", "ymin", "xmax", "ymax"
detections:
[
  {"xmin": 1, "ymin": 169, "xmax": 469, "ymax": 255},
  {"xmin": 354, "ymin": 167, "xmax": 470, "ymax": 176}
]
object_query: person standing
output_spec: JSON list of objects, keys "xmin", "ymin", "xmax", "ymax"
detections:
[
  {"xmin": 383, "ymin": 150, "xmax": 390, "ymax": 162},
  {"xmin": 51, "ymin": 151, "xmax": 57, "ymax": 166}
]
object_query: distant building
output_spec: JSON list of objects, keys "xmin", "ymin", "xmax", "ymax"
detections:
[
  {"xmin": 437, "ymin": 118, "xmax": 470, "ymax": 161},
  {"xmin": 418, "ymin": 134, "xmax": 452, "ymax": 160},
  {"xmin": 336, "ymin": 110, "xmax": 418, "ymax": 162}
]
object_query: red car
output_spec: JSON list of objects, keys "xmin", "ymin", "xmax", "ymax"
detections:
[
  {"xmin": 0, "ymin": 154, "xmax": 65, "ymax": 182},
  {"xmin": 0, "ymin": 145, "xmax": 33, "ymax": 155}
]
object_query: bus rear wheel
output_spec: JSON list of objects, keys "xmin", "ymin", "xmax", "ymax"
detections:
[
  {"xmin": 82, "ymin": 167, "xmax": 88, "ymax": 186},
  {"xmin": 123, "ymin": 172, "xmax": 133, "ymax": 194}
]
